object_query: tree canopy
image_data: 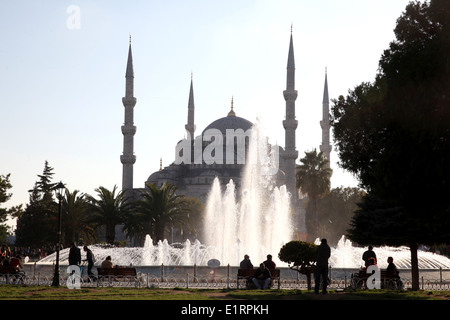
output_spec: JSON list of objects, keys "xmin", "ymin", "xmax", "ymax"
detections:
[
  {"xmin": 296, "ymin": 149, "xmax": 332, "ymax": 240},
  {"xmin": 331, "ymin": 0, "xmax": 450, "ymax": 290},
  {"xmin": 279, "ymin": 241, "xmax": 318, "ymax": 290}
]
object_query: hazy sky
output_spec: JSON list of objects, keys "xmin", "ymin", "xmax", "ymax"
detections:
[{"xmin": 1, "ymin": 1, "xmax": 412, "ymax": 228}]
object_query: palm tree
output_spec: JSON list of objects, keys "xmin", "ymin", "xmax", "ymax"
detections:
[
  {"xmin": 134, "ymin": 182, "xmax": 191, "ymax": 244},
  {"xmin": 296, "ymin": 149, "xmax": 332, "ymax": 240},
  {"xmin": 61, "ymin": 188, "xmax": 96, "ymax": 247},
  {"xmin": 86, "ymin": 185, "xmax": 131, "ymax": 244}
]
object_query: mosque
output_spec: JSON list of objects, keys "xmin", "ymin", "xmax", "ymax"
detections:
[{"xmin": 119, "ymin": 31, "xmax": 331, "ymax": 214}]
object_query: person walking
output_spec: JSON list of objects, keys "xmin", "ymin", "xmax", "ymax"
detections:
[
  {"xmin": 315, "ymin": 238, "xmax": 331, "ymax": 294},
  {"xmin": 83, "ymin": 246, "xmax": 95, "ymax": 282}
]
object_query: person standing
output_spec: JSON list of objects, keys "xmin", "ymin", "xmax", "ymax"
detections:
[
  {"xmin": 362, "ymin": 246, "xmax": 377, "ymax": 267},
  {"xmin": 315, "ymin": 238, "xmax": 331, "ymax": 294},
  {"xmin": 68, "ymin": 242, "xmax": 81, "ymax": 266}
]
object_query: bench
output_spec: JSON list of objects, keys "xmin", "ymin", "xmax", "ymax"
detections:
[
  {"xmin": 0, "ymin": 266, "xmax": 25, "ymax": 284},
  {"xmin": 97, "ymin": 267, "xmax": 138, "ymax": 286},
  {"xmin": 237, "ymin": 268, "xmax": 281, "ymax": 289},
  {"xmin": 352, "ymin": 269, "xmax": 402, "ymax": 289}
]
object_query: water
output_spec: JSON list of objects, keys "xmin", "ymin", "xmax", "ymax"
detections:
[
  {"xmin": 36, "ymin": 234, "xmax": 450, "ymax": 269},
  {"xmin": 203, "ymin": 120, "xmax": 293, "ymax": 265},
  {"xmin": 36, "ymin": 120, "xmax": 450, "ymax": 269},
  {"xmin": 37, "ymin": 237, "xmax": 215, "ymax": 267},
  {"xmin": 329, "ymin": 236, "xmax": 450, "ymax": 269}
]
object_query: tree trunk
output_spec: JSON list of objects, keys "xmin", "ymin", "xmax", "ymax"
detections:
[
  {"xmin": 306, "ymin": 272, "xmax": 312, "ymax": 290},
  {"xmin": 155, "ymin": 221, "xmax": 166, "ymax": 244},
  {"xmin": 312, "ymin": 195, "xmax": 319, "ymax": 239},
  {"xmin": 106, "ymin": 223, "xmax": 116, "ymax": 245},
  {"xmin": 410, "ymin": 242, "xmax": 419, "ymax": 291}
]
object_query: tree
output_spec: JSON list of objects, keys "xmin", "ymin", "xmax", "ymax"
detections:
[
  {"xmin": 0, "ymin": 174, "xmax": 14, "ymax": 243},
  {"xmin": 62, "ymin": 189, "xmax": 96, "ymax": 247},
  {"xmin": 296, "ymin": 149, "xmax": 332, "ymax": 240},
  {"xmin": 15, "ymin": 162, "xmax": 58, "ymax": 247},
  {"xmin": 86, "ymin": 185, "xmax": 131, "ymax": 245},
  {"xmin": 175, "ymin": 196, "xmax": 205, "ymax": 242},
  {"xmin": 36, "ymin": 161, "xmax": 57, "ymax": 203},
  {"xmin": 317, "ymin": 187, "xmax": 365, "ymax": 245},
  {"xmin": 134, "ymin": 182, "xmax": 191, "ymax": 244},
  {"xmin": 0, "ymin": 174, "xmax": 12, "ymax": 223},
  {"xmin": 331, "ymin": 0, "xmax": 450, "ymax": 290},
  {"xmin": 278, "ymin": 241, "xmax": 317, "ymax": 290}
]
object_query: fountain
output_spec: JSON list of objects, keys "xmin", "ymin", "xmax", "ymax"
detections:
[
  {"xmin": 329, "ymin": 236, "xmax": 450, "ymax": 269},
  {"xmin": 36, "ymin": 234, "xmax": 450, "ymax": 269},
  {"xmin": 37, "ymin": 236, "xmax": 215, "ymax": 266},
  {"xmin": 203, "ymin": 120, "xmax": 293, "ymax": 265},
  {"xmin": 36, "ymin": 121, "xmax": 450, "ymax": 270}
]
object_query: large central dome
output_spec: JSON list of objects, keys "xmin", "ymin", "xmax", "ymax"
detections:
[
  {"xmin": 202, "ymin": 107, "xmax": 253, "ymax": 135},
  {"xmin": 199, "ymin": 106, "xmax": 253, "ymax": 166}
]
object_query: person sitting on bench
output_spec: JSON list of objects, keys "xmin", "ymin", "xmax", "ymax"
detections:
[{"xmin": 252, "ymin": 263, "xmax": 271, "ymax": 289}]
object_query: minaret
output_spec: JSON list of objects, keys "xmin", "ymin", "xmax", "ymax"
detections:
[
  {"xmin": 185, "ymin": 73, "xmax": 196, "ymax": 140},
  {"xmin": 120, "ymin": 38, "xmax": 137, "ymax": 197},
  {"xmin": 320, "ymin": 68, "xmax": 332, "ymax": 165},
  {"xmin": 282, "ymin": 28, "xmax": 299, "ymax": 200}
]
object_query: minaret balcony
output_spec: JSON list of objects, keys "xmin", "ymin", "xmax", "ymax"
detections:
[
  {"xmin": 120, "ymin": 154, "xmax": 136, "ymax": 164},
  {"xmin": 121, "ymin": 125, "xmax": 137, "ymax": 135},
  {"xmin": 122, "ymin": 97, "xmax": 137, "ymax": 106},
  {"xmin": 320, "ymin": 120, "xmax": 330, "ymax": 129},
  {"xmin": 280, "ymin": 149, "xmax": 299, "ymax": 160},
  {"xmin": 282, "ymin": 119, "xmax": 298, "ymax": 130},
  {"xmin": 283, "ymin": 89, "xmax": 298, "ymax": 101},
  {"xmin": 320, "ymin": 145, "xmax": 332, "ymax": 154}
]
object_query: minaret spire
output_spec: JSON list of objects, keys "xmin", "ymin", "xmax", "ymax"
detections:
[
  {"xmin": 320, "ymin": 67, "xmax": 332, "ymax": 165},
  {"xmin": 121, "ymin": 39, "xmax": 137, "ymax": 198},
  {"xmin": 185, "ymin": 73, "xmax": 196, "ymax": 139},
  {"xmin": 282, "ymin": 28, "xmax": 299, "ymax": 201}
]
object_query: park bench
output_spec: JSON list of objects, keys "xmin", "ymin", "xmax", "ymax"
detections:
[
  {"xmin": 237, "ymin": 268, "xmax": 281, "ymax": 289},
  {"xmin": 351, "ymin": 269, "xmax": 402, "ymax": 289},
  {"xmin": 97, "ymin": 267, "xmax": 138, "ymax": 286},
  {"xmin": 0, "ymin": 266, "xmax": 25, "ymax": 284}
]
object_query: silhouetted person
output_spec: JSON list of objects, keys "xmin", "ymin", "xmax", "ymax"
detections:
[
  {"xmin": 239, "ymin": 254, "xmax": 253, "ymax": 269},
  {"xmin": 315, "ymin": 238, "xmax": 331, "ymax": 294},
  {"xmin": 386, "ymin": 256, "xmax": 402, "ymax": 288},
  {"xmin": 386, "ymin": 256, "xmax": 397, "ymax": 273},
  {"xmin": 68, "ymin": 242, "xmax": 81, "ymax": 266},
  {"xmin": 101, "ymin": 256, "xmax": 113, "ymax": 268},
  {"xmin": 263, "ymin": 254, "xmax": 276, "ymax": 269},
  {"xmin": 83, "ymin": 246, "xmax": 95, "ymax": 281},
  {"xmin": 362, "ymin": 246, "xmax": 377, "ymax": 267},
  {"xmin": 9, "ymin": 255, "xmax": 23, "ymax": 270},
  {"xmin": 252, "ymin": 263, "xmax": 271, "ymax": 289}
]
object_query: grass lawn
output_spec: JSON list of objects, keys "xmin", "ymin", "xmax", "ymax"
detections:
[
  {"xmin": 0, "ymin": 285, "xmax": 449, "ymax": 300},
  {"xmin": 1, "ymin": 286, "xmax": 447, "ymax": 319}
]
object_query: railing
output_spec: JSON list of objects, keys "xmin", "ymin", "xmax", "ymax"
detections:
[{"xmin": 1, "ymin": 264, "xmax": 449, "ymax": 291}]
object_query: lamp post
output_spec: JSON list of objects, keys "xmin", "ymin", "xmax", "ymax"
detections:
[{"xmin": 51, "ymin": 181, "xmax": 65, "ymax": 287}]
